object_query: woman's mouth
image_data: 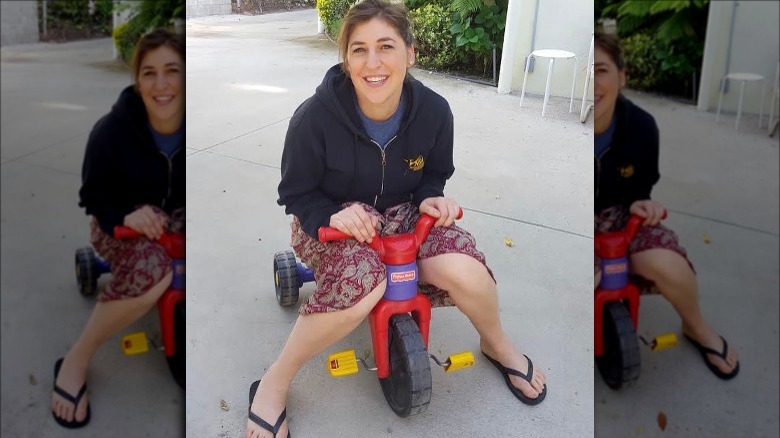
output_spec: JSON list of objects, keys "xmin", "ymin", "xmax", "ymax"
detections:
[{"xmin": 364, "ymin": 75, "xmax": 388, "ymax": 87}]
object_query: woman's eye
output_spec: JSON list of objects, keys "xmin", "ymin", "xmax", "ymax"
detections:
[
  {"xmin": 352, "ymin": 47, "xmax": 365, "ymax": 53},
  {"xmin": 382, "ymin": 44, "xmax": 394, "ymax": 50},
  {"xmin": 143, "ymin": 71, "xmax": 155, "ymax": 77}
]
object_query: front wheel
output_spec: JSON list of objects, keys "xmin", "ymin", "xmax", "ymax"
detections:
[
  {"xmin": 596, "ymin": 301, "xmax": 640, "ymax": 389},
  {"xmin": 166, "ymin": 301, "xmax": 185, "ymax": 389},
  {"xmin": 379, "ymin": 313, "xmax": 432, "ymax": 417}
]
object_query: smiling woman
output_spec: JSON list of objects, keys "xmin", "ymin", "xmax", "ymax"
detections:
[
  {"xmin": 245, "ymin": 1, "xmax": 548, "ymax": 437},
  {"xmin": 50, "ymin": 28, "xmax": 185, "ymax": 429}
]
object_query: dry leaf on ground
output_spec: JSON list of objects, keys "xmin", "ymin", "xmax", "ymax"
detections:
[
  {"xmin": 220, "ymin": 399, "xmax": 229, "ymax": 411},
  {"xmin": 29, "ymin": 374, "xmax": 37, "ymax": 385},
  {"xmin": 504, "ymin": 237, "xmax": 514, "ymax": 247},
  {"xmin": 703, "ymin": 234, "xmax": 711, "ymax": 244},
  {"xmin": 657, "ymin": 411, "xmax": 667, "ymax": 431}
]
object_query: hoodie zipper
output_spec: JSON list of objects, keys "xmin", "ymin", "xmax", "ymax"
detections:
[
  {"xmin": 371, "ymin": 135, "xmax": 397, "ymax": 207},
  {"xmin": 595, "ymin": 146, "xmax": 611, "ymax": 202},
  {"xmin": 159, "ymin": 147, "xmax": 181, "ymax": 210}
]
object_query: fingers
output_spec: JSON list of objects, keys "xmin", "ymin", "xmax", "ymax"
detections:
[
  {"xmin": 630, "ymin": 200, "xmax": 665, "ymax": 226},
  {"xmin": 420, "ymin": 197, "xmax": 460, "ymax": 227},
  {"xmin": 330, "ymin": 205, "xmax": 376, "ymax": 243},
  {"xmin": 124, "ymin": 206, "xmax": 167, "ymax": 240}
]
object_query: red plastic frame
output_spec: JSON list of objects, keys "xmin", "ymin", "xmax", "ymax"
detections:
[{"xmin": 114, "ymin": 225, "xmax": 185, "ymax": 357}]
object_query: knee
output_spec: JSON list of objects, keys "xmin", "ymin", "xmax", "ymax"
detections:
[
  {"xmin": 421, "ymin": 253, "xmax": 492, "ymax": 293},
  {"xmin": 631, "ymin": 250, "xmax": 693, "ymax": 284}
]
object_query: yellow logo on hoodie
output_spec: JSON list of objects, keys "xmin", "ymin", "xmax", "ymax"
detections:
[
  {"xmin": 406, "ymin": 155, "xmax": 424, "ymax": 171},
  {"xmin": 619, "ymin": 164, "xmax": 634, "ymax": 178}
]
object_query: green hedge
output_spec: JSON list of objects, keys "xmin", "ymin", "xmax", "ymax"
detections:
[{"xmin": 410, "ymin": 3, "xmax": 457, "ymax": 69}]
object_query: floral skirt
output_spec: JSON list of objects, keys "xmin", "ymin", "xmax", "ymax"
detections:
[
  {"xmin": 291, "ymin": 202, "xmax": 495, "ymax": 315},
  {"xmin": 91, "ymin": 206, "xmax": 184, "ymax": 302},
  {"xmin": 595, "ymin": 205, "xmax": 695, "ymax": 295}
]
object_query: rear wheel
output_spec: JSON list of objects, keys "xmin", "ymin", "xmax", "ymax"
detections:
[
  {"xmin": 596, "ymin": 301, "xmax": 640, "ymax": 389},
  {"xmin": 379, "ymin": 314, "xmax": 432, "ymax": 417},
  {"xmin": 75, "ymin": 247, "xmax": 98, "ymax": 296},
  {"xmin": 273, "ymin": 250, "xmax": 300, "ymax": 307}
]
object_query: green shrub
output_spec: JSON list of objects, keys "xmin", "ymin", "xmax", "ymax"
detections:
[
  {"xmin": 410, "ymin": 3, "xmax": 457, "ymax": 69},
  {"xmin": 112, "ymin": 21, "xmax": 133, "ymax": 65},
  {"xmin": 621, "ymin": 33, "xmax": 661, "ymax": 91},
  {"xmin": 317, "ymin": 0, "xmax": 356, "ymax": 38},
  {"xmin": 449, "ymin": 0, "xmax": 507, "ymax": 76}
]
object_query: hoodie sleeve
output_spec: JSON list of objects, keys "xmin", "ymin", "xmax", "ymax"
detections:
[
  {"xmin": 277, "ymin": 100, "xmax": 341, "ymax": 239},
  {"xmin": 412, "ymin": 109, "xmax": 455, "ymax": 206},
  {"xmin": 78, "ymin": 117, "xmax": 135, "ymax": 237}
]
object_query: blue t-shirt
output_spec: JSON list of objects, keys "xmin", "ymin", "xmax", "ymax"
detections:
[
  {"xmin": 595, "ymin": 115, "xmax": 616, "ymax": 158},
  {"xmin": 355, "ymin": 92, "xmax": 405, "ymax": 149},
  {"xmin": 149, "ymin": 123, "xmax": 184, "ymax": 158}
]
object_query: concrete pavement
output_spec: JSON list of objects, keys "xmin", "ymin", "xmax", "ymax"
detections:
[
  {"xmin": 185, "ymin": 9, "xmax": 594, "ymax": 438},
  {"xmin": 1, "ymin": 39, "xmax": 184, "ymax": 437},
  {"xmin": 593, "ymin": 90, "xmax": 779, "ymax": 438}
]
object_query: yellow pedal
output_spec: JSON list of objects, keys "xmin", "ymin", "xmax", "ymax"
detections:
[
  {"xmin": 327, "ymin": 350, "xmax": 359, "ymax": 377},
  {"xmin": 650, "ymin": 333, "xmax": 677, "ymax": 352},
  {"xmin": 444, "ymin": 351, "xmax": 475, "ymax": 373},
  {"xmin": 121, "ymin": 332, "xmax": 149, "ymax": 355}
]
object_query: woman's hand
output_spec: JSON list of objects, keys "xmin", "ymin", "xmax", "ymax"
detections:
[
  {"xmin": 629, "ymin": 199, "xmax": 665, "ymax": 226},
  {"xmin": 123, "ymin": 205, "xmax": 167, "ymax": 240},
  {"xmin": 329, "ymin": 204, "xmax": 379, "ymax": 243},
  {"xmin": 419, "ymin": 196, "xmax": 460, "ymax": 227}
]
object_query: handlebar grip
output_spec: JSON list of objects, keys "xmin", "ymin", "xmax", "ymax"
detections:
[
  {"xmin": 625, "ymin": 209, "xmax": 667, "ymax": 241},
  {"xmin": 114, "ymin": 226, "xmax": 142, "ymax": 239},
  {"xmin": 318, "ymin": 227, "xmax": 352, "ymax": 242}
]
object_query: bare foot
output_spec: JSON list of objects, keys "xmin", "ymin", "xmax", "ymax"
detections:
[
  {"xmin": 51, "ymin": 352, "xmax": 90, "ymax": 424},
  {"xmin": 246, "ymin": 370, "xmax": 290, "ymax": 438},
  {"xmin": 682, "ymin": 323, "xmax": 739, "ymax": 375},
  {"xmin": 480, "ymin": 339, "xmax": 546, "ymax": 400}
]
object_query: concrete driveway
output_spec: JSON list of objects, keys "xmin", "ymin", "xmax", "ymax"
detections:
[
  {"xmin": 1, "ymin": 39, "xmax": 184, "ymax": 437},
  {"xmin": 185, "ymin": 9, "xmax": 594, "ymax": 438},
  {"xmin": 593, "ymin": 90, "xmax": 780, "ymax": 438}
]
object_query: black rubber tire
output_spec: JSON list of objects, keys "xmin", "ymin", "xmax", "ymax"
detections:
[
  {"xmin": 379, "ymin": 313, "xmax": 432, "ymax": 417},
  {"xmin": 597, "ymin": 301, "xmax": 640, "ymax": 389},
  {"xmin": 75, "ymin": 247, "xmax": 98, "ymax": 297},
  {"xmin": 166, "ymin": 300, "xmax": 186, "ymax": 389},
  {"xmin": 273, "ymin": 250, "xmax": 300, "ymax": 307}
]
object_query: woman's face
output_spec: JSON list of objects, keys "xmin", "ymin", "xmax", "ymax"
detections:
[
  {"xmin": 345, "ymin": 17, "xmax": 414, "ymax": 121},
  {"xmin": 593, "ymin": 46, "xmax": 625, "ymax": 131},
  {"xmin": 136, "ymin": 45, "xmax": 184, "ymax": 133}
]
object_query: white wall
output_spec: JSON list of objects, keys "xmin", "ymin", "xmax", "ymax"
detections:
[
  {"xmin": 698, "ymin": 0, "xmax": 780, "ymax": 115},
  {"xmin": 501, "ymin": 0, "xmax": 593, "ymax": 98},
  {"xmin": 1, "ymin": 1, "xmax": 39, "ymax": 46},
  {"xmin": 186, "ymin": 0, "xmax": 232, "ymax": 18}
]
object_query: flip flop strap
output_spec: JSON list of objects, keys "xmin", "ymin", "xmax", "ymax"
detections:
[
  {"xmin": 701, "ymin": 336, "xmax": 729, "ymax": 360},
  {"xmin": 503, "ymin": 354, "xmax": 534, "ymax": 383},
  {"xmin": 53, "ymin": 382, "xmax": 87, "ymax": 408},
  {"xmin": 248, "ymin": 407, "xmax": 286, "ymax": 437}
]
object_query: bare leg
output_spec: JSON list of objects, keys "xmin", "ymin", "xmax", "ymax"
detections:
[
  {"xmin": 418, "ymin": 253, "xmax": 546, "ymax": 399},
  {"xmin": 51, "ymin": 271, "xmax": 172, "ymax": 423},
  {"xmin": 630, "ymin": 249, "xmax": 738, "ymax": 373},
  {"xmin": 246, "ymin": 281, "xmax": 386, "ymax": 438}
]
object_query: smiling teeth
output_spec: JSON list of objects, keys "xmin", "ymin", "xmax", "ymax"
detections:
[
  {"xmin": 366, "ymin": 77, "xmax": 386, "ymax": 83},
  {"xmin": 155, "ymin": 96, "xmax": 173, "ymax": 102}
]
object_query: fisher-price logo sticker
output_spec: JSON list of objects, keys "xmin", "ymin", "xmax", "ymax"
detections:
[
  {"xmin": 604, "ymin": 262, "xmax": 627, "ymax": 275},
  {"xmin": 391, "ymin": 270, "xmax": 416, "ymax": 282}
]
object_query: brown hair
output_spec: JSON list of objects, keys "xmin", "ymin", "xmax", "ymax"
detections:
[
  {"xmin": 130, "ymin": 28, "xmax": 185, "ymax": 91},
  {"xmin": 337, "ymin": 0, "xmax": 414, "ymax": 73},
  {"xmin": 594, "ymin": 31, "xmax": 625, "ymax": 70}
]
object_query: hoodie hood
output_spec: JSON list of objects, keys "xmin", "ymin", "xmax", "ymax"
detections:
[{"xmin": 314, "ymin": 64, "xmax": 420, "ymax": 140}]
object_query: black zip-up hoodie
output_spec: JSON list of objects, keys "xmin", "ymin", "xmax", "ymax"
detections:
[
  {"xmin": 78, "ymin": 85, "xmax": 185, "ymax": 237},
  {"xmin": 277, "ymin": 64, "xmax": 455, "ymax": 238},
  {"xmin": 595, "ymin": 95, "xmax": 660, "ymax": 212}
]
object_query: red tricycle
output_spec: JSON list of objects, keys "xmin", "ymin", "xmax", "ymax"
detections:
[
  {"xmin": 273, "ymin": 210, "xmax": 474, "ymax": 417},
  {"xmin": 74, "ymin": 226, "xmax": 185, "ymax": 389},
  {"xmin": 594, "ymin": 211, "xmax": 676, "ymax": 389}
]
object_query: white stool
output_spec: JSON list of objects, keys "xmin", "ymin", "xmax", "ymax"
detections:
[
  {"xmin": 716, "ymin": 72, "xmax": 766, "ymax": 131},
  {"xmin": 520, "ymin": 49, "xmax": 577, "ymax": 117},
  {"xmin": 580, "ymin": 34, "xmax": 595, "ymax": 123}
]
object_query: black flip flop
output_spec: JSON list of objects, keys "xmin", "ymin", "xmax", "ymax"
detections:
[
  {"xmin": 248, "ymin": 380, "xmax": 291, "ymax": 438},
  {"xmin": 52, "ymin": 357, "xmax": 91, "ymax": 428},
  {"xmin": 683, "ymin": 334, "xmax": 740, "ymax": 380},
  {"xmin": 482, "ymin": 351, "xmax": 547, "ymax": 406}
]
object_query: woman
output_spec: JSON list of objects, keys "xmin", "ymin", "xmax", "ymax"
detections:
[
  {"xmin": 51, "ymin": 28, "xmax": 185, "ymax": 428},
  {"xmin": 593, "ymin": 32, "xmax": 739, "ymax": 380},
  {"xmin": 247, "ymin": 1, "xmax": 547, "ymax": 436}
]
